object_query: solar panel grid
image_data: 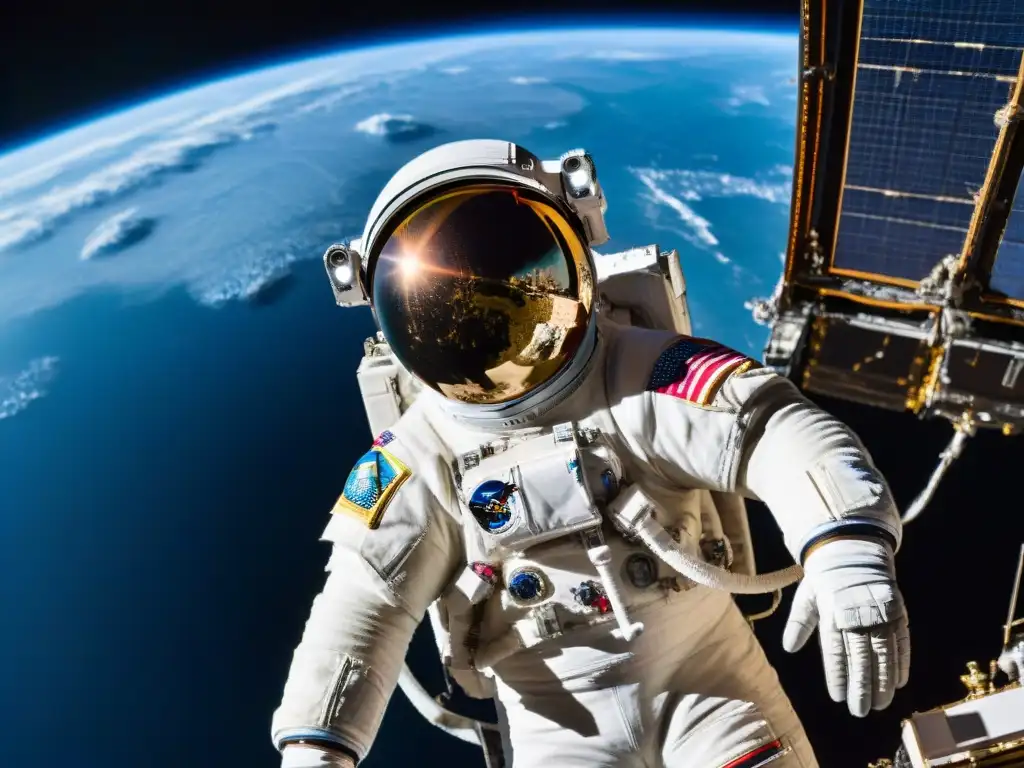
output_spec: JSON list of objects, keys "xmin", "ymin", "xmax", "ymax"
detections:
[
  {"xmin": 843, "ymin": 70, "xmax": 1004, "ymax": 199},
  {"xmin": 841, "ymin": 187, "xmax": 974, "ymax": 223},
  {"xmin": 835, "ymin": 212, "xmax": 968, "ymax": 281},
  {"xmin": 863, "ymin": 0, "xmax": 1024, "ymax": 47},
  {"xmin": 833, "ymin": 0, "xmax": 1022, "ymax": 282},
  {"xmin": 858, "ymin": 38, "xmax": 1021, "ymax": 75}
]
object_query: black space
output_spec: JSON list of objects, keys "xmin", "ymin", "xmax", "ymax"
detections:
[{"xmin": 5, "ymin": 2, "xmax": 1023, "ymax": 767}]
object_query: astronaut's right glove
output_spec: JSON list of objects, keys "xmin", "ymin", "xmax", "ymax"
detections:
[
  {"xmin": 782, "ymin": 537, "xmax": 910, "ymax": 718},
  {"xmin": 998, "ymin": 635, "xmax": 1024, "ymax": 682},
  {"xmin": 281, "ymin": 745, "xmax": 357, "ymax": 768}
]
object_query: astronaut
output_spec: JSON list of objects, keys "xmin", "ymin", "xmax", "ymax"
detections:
[{"xmin": 271, "ymin": 140, "xmax": 911, "ymax": 768}]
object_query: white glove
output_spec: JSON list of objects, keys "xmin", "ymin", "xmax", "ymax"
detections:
[
  {"xmin": 281, "ymin": 744, "xmax": 357, "ymax": 768},
  {"xmin": 782, "ymin": 537, "xmax": 910, "ymax": 717},
  {"xmin": 998, "ymin": 636, "xmax": 1024, "ymax": 682}
]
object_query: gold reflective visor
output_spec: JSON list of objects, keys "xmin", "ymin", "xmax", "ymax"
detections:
[{"xmin": 371, "ymin": 183, "xmax": 595, "ymax": 405}]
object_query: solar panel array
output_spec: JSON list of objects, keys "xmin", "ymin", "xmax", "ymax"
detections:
[{"xmin": 832, "ymin": 0, "xmax": 1023, "ymax": 284}]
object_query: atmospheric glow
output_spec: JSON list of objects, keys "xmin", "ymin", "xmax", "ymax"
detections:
[{"xmin": 333, "ymin": 263, "xmax": 353, "ymax": 286}]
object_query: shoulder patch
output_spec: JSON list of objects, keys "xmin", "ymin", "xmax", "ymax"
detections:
[
  {"xmin": 647, "ymin": 337, "xmax": 758, "ymax": 406},
  {"xmin": 333, "ymin": 446, "xmax": 411, "ymax": 529}
]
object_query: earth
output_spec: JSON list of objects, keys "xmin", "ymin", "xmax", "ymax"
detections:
[{"xmin": 0, "ymin": 26, "xmax": 797, "ymax": 768}]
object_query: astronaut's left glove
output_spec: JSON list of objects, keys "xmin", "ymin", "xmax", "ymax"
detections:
[{"xmin": 782, "ymin": 537, "xmax": 910, "ymax": 717}]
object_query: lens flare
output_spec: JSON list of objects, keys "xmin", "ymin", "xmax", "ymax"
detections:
[{"xmin": 399, "ymin": 253, "xmax": 422, "ymax": 280}]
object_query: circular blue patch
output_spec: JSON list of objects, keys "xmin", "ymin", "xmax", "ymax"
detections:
[
  {"xmin": 468, "ymin": 479, "xmax": 519, "ymax": 533},
  {"xmin": 507, "ymin": 569, "xmax": 546, "ymax": 604}
]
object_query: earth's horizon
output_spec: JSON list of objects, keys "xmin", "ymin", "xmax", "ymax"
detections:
[{"xmin": 1, "ymin": 22, "xmax": 797, "ymax": 158}]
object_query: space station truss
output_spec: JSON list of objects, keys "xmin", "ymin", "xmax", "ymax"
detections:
[{"xmin": 766, "ymin": 0, "xmax": 1024, "ymax": 454}]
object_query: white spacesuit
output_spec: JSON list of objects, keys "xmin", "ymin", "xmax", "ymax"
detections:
[{"xmin": 271, "ymin": 140, "xmax": 911, "ymax": 768}]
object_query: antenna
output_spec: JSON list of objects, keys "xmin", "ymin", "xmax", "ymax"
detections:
[{"xmin": 1003, "ymin": 544, "xmax": 1024, "ymax": 649}]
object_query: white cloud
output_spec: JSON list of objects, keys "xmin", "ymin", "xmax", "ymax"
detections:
[
  {"xmin": 192, "ymin": 252, "xmax": 297, "ymax": 306},
  {"xmin": 631, "ymin": 166, "xmax": 790, "ymax": 277},
  {"xmin": 441, "ymin": 66, "xmax": 469, "ymax": 75},
  {"xmin": 80, "ymin": 207, "xmax": 156, "ymax": 260},
  {"xmin": 294, "ymin": 85, "xmax": 366, "ymax": 115},
  {"xmin": 183, "ymin": 76, "xmax": 325, "ymax": 129},
  {"xmin": 0, "ymin": 131, "xmax": 241, "ymax": 253},
  {"xmin": 0, "ymin": 356, "xmax": 58, "ymax": 421},
  {"xmin": 727, "ymin": 84, "xmax": 770, "ymax": 108},
  {"xmin": 634, "ymin": 170, "xmax": 719, "ymax": 248},
  {"xmin": 583, "ymin": 50, "xmax": 673, "ymax": 61},
  {"xmin": 0, "ymin": 111, "xmax": 195, "ymax": 202},
  {"xmin": 509, "ymin": 76, "xmax": 548, "ymax": 85},
  {"xmin": 630, "ymin": 167, "xmax": 792, "ymax": 205},
  {"xmin": 543, "ymin": 121, "xmax": 566, "ymax": 130},
  {"xmin": 0, "ymin": 74, "xmax": 344, "ymax": 255},
  {"xmin": 354, "ymin": 112, "xmax": 426, "ymax": 137}
]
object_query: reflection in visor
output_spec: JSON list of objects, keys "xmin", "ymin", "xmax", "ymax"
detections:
[{"xmin": 371, "ymin": 183, "xmax": 595, "ymax": 405}]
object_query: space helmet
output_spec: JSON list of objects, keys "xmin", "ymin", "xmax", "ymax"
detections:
[{"xmin": 326, "ymin": 140, "xmax": 610, "ymax": 413}]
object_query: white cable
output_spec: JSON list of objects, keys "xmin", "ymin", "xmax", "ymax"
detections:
[
  {"xmin": 634, "ymin": 516, "xmax": 802, "ymax": 593},
  {"xmin": 902, "ymin": 428, "xmax": 970, "ymax": 524},
  {"xmin": 395, "ymin": 664, "xmax": 484, "ymax": 745},
  {"xmin": 587, "ymin": 544, "xmax": 645, "ymax": 641},
  {"xmin": 609, "ymin": 486, "xmax": 803, "ymax": 594}
]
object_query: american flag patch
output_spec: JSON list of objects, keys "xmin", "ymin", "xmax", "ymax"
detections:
[{"xmin": 647, "ymin": 337, "xmax": 756, "ymax": 406}]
